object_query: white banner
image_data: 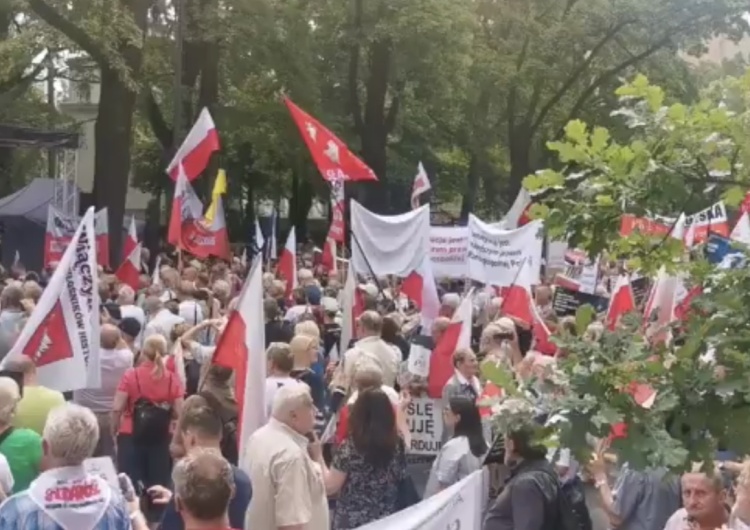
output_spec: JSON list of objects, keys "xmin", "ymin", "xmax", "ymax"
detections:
[
  {"xmin": 351, "ymin": 200, "xmax": 430, "ymax": 277},
  {"xmin": 355, "ymin": 470, "xmax": 485, "ymax": 530},
  {"xmin": 5, "ymin": 208, "xmax": 100, "ymax": 391},
  {"xmin": 467, "ymin": 215, "xmax": 544, "ymax": 286},
  {"xmin": 429, "ymin": 226, "xmax": 469, "ymax": 278},
  {"xmin": 406, "ymin": 397, "xmax": 443, "ymax": 456}
]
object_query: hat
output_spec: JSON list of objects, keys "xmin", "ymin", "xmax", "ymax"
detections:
[
  {"xmin": 358, "ymin": 283, "xmax": 378, "ymax": 298},
  {"xmin": 304, "ymin": 284, "xmax": 322, "ymax": 306},
  {"xmin": 321, "ymin": 297, "xmax": 339, "ymax": 314},
  {"xmin": 118, "ymin": 317, "xmax": 142, "ymax": 339}
]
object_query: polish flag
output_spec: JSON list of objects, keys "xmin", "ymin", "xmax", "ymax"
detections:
[
  {"xmin": 741, "ymin": 192, "xmax": 750, "ymax": 215},
  {"xmin": 643, "ymin": 267, "xmax": 678, "ymax": 344},
  {"xmin": 277, "ymin": 227, "xmax": 297, "ymax": 298},
  {"xmin": 115, "ymin": 243, "xmax": 142, "ymax": 291},
  {"xmin": 731, "ymin": 211, "xmax": 750, "ymax": 246},
  {"xmin": 284, "ymin": 97, "xmax": 378, "ymax": 183},
  {"xmin": 501, "ymin": 258, "xmax": 535, "ymax": 326},
  {"xmin": 321, "ymin": 237, "xmax": 337, "ymax": 274},
  {"xmin": 254, "ymin": 217, "xmax": 265, "ymax": 252},
  {"xmin": 674, "ymin": 284, "xmax": 702, "ymax": 321},
  {"xmin": 400, "ymin": 256, "xmax": 440, "ymax": 331},
  {"xmin": 531, "ymin": 302, "xmax": 557, "ymax": 356},
  {"xmin": 124, "ymin": 215, "xmax": 138, "ymax": 258},
  {"xmin": 211, "ymin": 257, "xmax": 266, "ymax": 469},
  {"xmin": 606, "ymin": 275, "xmax": 636, "ymax": 330},
  {"xmin": 553, "ymin": 274, "xmax": 582, "ymax": 291},
  {"xmin": 180, "ymin": 196, "xmax": 231, "ymax": 260},
  {"xmin": 328, "ymin": 178, "xmax": 346, "ymax": 243},
  {"xmin": 44, "ymin": 206, "xmax": 77, "ymax": 267},
  {"xmin": 502, "ymin": 188, "xmax": 533, "ymax": 229},
  {"xmin": 428, "ymin": 288, "xmax": 474, "ymax": 398},
  {"xmin": 3, "ymin": 207, "xmax": 100, "ymax": 391},
  {"xmin": 410, "ymin": 162, "xmax": 431, "ymax": 210},
  {"xmin": 94, "ymin": 208, "xmax": 110, "ymax": 268},
  {"xmin": 167, "ymin": 164, "xmax": 204, "ymax": 249},
  {"xmin": 167, "ymin": 108, "xmax": 220, "ymax": 181}
]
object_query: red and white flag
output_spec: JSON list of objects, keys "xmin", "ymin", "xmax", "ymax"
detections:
[
  {"xmin": 4, "ymin": 207, "xmax": 100, "ymax": 391},
  {"xmin": 321, "ymin": 237, "xmax": 337, "ymax": 274},
  {"xmin": 531, "ymin": 302, "xmax": 557, "ymax": 356},
  {"xmin": 328, "ymin": 178, "xmax": 345, "ymax": 243},
  {"xmin": 410, "ymin": 162, "xmax": 431, "ymax": 210},
  {"xmin": 501, "ymin": 258, "xmax": 535, "ymax": 326},
  {"xmin": 277, "ymin": 227, "xmax": 297, "ymax": 298},
  {"xmin": 400, "ymin": 256, "xmax": 440, "ymax": 331},
  {"xmin": 428, "ymin": 288, "xmax": 474, "ymax": 398},
  {"xmin": 180, "ymin": 196, "xmax": 231, "ymax": 260},
  {"xmin": 606, "ymin": 275, "xmax": 636, "ymax": 330},
  {"xmin": 94, "ymin": 209, "xmax": 110, "ymax": 269},
  {"xmin": 115, "ymin": 243, "xmax": 142, "ymax": 291},
  {"xmin": 212, "ymin": 257, "xmax": 266, "ymax": 469},
  {"xmin": 124, "ymin": 215, "xmax": 138, "ymax": 258},
  {"xmin": 284, "ymin": 97, "xmax": 378, "ymax": 183},
  {"xmin": 44, "ymin": 205, "xmax": 77, "ymax": 267},
  {"xmin": 501, "ymin": 188, "xmax": 533, "ymax": 229},
  {"xmin": 167, "ymin": 108, "xmax": 220, "ymax": 181},
  {"xmin": 731, "ymin": 211, "xmax": 750, "ymax": 246},
  {"xmin": 643, "ymin": 266, "xmax": 679, "ymax": 344}
]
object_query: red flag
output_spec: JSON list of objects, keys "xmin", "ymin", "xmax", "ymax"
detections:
[
  {"xmin": 278, "ymin": 227, "xmax": 297, "ymax": 298},
  {"xmin": 606, "ymin": 275, "xmax": 636, "ymax": 330},
  {"xmin": 321, "ymin": 237, "xmax": 337, "ymax": 274},
  {"xmin": 741, "ymin": 192, "xmax": 750, "ymax": 215},
  {"xmin": 643, "ymin": 267, "xmax": 678, "ymax": 344},
  {"xmin": 212, "ymin": 258, "xmax": 266, "ymax": 469},
  {"xmin": 167, "ymin": 108, "xmax": 220, "ymax": 181},
  {"xmin": 503, "ymin": 188, "xmax": 532, "ymax": 229},
  {"xmin": 531, "ymin": 302, "xmax": 557, "ymax": 356},
  {"xmin": 501, "ymin": 259, "xmax": 535, "ymax": 326},
  {"xmin": 674, "ymin": 285, "xmax": 702, "ymax": 321},
  {"xmin": 124, "ymin": 215, "xmax": 138, "ymax": 258},
  {"xmin": 284, "ymin": 97, "xmax": 378, "ymax": 182},
  {"xmin": 401, "ymin": 257, "xmax": 440, "ymax": 329},
  {"xmin": 115, "ymin": 243, "xmax": 142, "ymax": 291},
  {"xmin": 478, "ymin": 382, "xmax": 503, "ymax": 419},
  {"xmin": 167, "ymin": 164, "xmax": 204, "ymax": 247},
  {"xmin": 428, "ymin": 289, "xmax": 474, "ymax": 398},
  {"xmin": 181, "ymin": 197, "xmax": 231, "ymax": 260},
  {"xmin": 328, "ymin": 179, "xmax": 345, "ymax": 243}
]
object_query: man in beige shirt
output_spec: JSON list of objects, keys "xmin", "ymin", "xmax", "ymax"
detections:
[
  {"xmin": 339, "ymin": 311, "xmax": 400, "ymax": 391},
  {"xmin": 243, "ymin": 383, "xmax": 329, "ymax": 530}
]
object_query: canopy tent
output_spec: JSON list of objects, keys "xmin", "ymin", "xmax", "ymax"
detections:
[
  {"xmin": 0, "ymin": 178, "xmax": 81, "ymax": 271},
  {"xmin": 0, "ymin": 124, "xmax": 80, "ymax": 149}
]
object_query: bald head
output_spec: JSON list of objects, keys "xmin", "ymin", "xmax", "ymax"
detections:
[{"xmin": 101, "ymin": 324, "xmax": 121, "ymax": 349}]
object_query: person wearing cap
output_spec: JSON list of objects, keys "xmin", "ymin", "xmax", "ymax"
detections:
[
  {"xmin": 117, "ymin": 285, "xmax": 145, "ymax": 348},
  {"xmin": 119, "ymin": 317, "xmax": 142, "ymax": 355}
]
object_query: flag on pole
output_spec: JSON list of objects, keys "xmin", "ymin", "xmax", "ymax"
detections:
[
  {"xmin": 205, "ymin": 168, "xmax": 228, "ymax": 223},
  {"xmin": 254, "ymin": 217, "xmax": 265, "ymax": 252},
  {"xmin": 115, "ymin": 243, "xmax": 142, "ymax": 291},
  {"xmin": 428, "ymin": 289, "xmax": 474, "ymax": 398},
  {"xmin": 167, "ymin": 108, "xmax": 220, "ymax": 181},
  {"xmin": 124, "ymin": 216, "xmax": 138, "ymax": 258},
  {"xmin": 410, "ymin": 162, "xmax": 431, "ymax": 210},
  {"xmin": 278, "ymin": 227, "xmax": 297, "ymax": 298}
]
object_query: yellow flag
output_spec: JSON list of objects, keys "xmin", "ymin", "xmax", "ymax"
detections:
[{"xmin": 205, "ymin": 169, "xmax": 227, "ymax": 222}]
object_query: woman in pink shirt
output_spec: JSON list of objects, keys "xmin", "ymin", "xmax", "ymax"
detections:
[{"xmin": 112, "ymin": 334, "xmax": 184, "ymax": 505}]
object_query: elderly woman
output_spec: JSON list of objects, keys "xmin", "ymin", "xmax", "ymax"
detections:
[
  {"xmin": 0, "ymin": 403, "xmax": 148, "ymax": 529},
  {"xmin": 480, "ymin": 317, "xmax": 522, "ymax": 365},
  {"xmin": 0, "ymin": 376, "xmax": 42, "ymax": 492}
]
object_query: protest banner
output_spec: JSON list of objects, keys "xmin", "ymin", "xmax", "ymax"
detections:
[
  {"xmin": 44, "ymin": 205, "xmax": 78, "ymax": 267},
  {"xmin": 466, "ymin": 215, "xmax": 544, "ymax": 286},
  {"xmin": 429, "ymin": 226, "xmax": 469, "ymax": 278},
  {"xmin": 406, "ymin": 397, "xmax": 443, "ymax": 456},
  {"xmin": 355, "ymin": 470, "xmax": 485, "ymax": 530},
  {"xmin": 552, "ymin": 286, "xmax": 609, "ymax": 316},
  {"xmin": 621, "ymin": 201, "xmax": 729, "ymax": 242}
]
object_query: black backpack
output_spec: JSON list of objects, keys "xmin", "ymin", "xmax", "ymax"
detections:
[
  {"xmin": 539, "ymin": 468, "xmax": 593, "ymax": 530},
  {"xmin": 132, "ymin": 372, "xmax": 174, "ymax": 445}
]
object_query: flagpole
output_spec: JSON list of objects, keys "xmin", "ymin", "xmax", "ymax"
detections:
[{"xmin": 498, "ymin": 256, "xmax": 529, "ymax": 313}]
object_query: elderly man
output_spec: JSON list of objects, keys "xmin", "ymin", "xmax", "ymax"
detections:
[
  {"xmin": 663, "ymin": 467, "xmax": 729, "ymax": 530},
  {"xmin": 144, "ymin": 295, "xmax": 185, "ymax": 346},
  {"xmin": 117, "ymin": 284, "xmax": 145, "ymax": 347},
  {"xmin": 170, "ymin": 449, "xmax": 238, "ymax": 530},
  {"xmin": 0, "ymin": 402, "xmax": 147, "ymax": 529},
  {"xmin": 244, "ymin": 383, "xmax": 329, "ymax": 529},
  {"xmin": 340, "ymin": 310, "xmax": 400, "ymax": 391}
]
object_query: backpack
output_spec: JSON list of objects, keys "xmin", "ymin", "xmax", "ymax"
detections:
[
  {"xmin": 131, "ymin": 371, "xmax": 174, "ymax": 445},
  {"xmin": 538, "ymin": 468, "xmax": 593, "ymax": 530}
]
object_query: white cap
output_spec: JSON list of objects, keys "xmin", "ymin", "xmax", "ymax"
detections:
[
  {"xmin": 321, "ymin": 297, "xmax": 339, "ymax": 313},
  {"xmin": 358, "ymin": 283, "xmax": 378, "ymax": 298}
]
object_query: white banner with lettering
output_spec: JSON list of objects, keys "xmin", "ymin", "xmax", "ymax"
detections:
[
  {"xmin": 467, "ymin": 215, "xmax": 544, "ymax": 286},
  {"xmin": 429, "ymin": 226, "xmax": 469, "ymax": 278},
  {"xmin": 355, "ymin": 469, "xmax": 486, "ymax": 530},
  {"xmin": 406, "ymin": 397, "xmax": 443, "ymax": 456}
]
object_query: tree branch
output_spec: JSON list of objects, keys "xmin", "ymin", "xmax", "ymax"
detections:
[
  {"xmin": 529, "ymin": 18, "xmax": 636, "ymax": 135},
  {"xmin": 27, "ymin": 0, "xmax": 110, "ymax": 67},
  {"xmin": 348, "ymin": 0, "xmax": 364, "ymax": 135},
  {"xmin": 0, "ymin": 52, "xmax": 48, "ymax": 97},
  {"xmin": 142, "ymin": 86, "xmax": 173, "ymax": 150}
]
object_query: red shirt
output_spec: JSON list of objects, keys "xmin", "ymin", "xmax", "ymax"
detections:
[{"xmin": 116, "ymin": 360, "xmax": 184, "ymax": 434}]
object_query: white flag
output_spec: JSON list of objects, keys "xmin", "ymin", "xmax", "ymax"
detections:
[{"xmin": 4, "ymin": 207, "xmax": 100, "ymax": 391}]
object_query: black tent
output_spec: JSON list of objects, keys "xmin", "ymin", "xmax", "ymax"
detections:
[{"xmin": 0, "ymin": 178, "xmax": 81, "ymax": 271}]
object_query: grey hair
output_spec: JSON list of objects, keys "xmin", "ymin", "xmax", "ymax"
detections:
[
  {"xmin": 0, "ymin": 377, "xmax": 19, "ymax": 425},
  {"xmin": 173, "ymin": 448, "xmax": 235, "ymax": 520},
  {"xmin": 43, "ymin": 403, "xmax": 99, "ymax": 465},
  {"xmin": 117, "ymin": 284, "xmax": 136, "ymax": 305},
  {"xmin": 271, "ymin": 382, "xmax": 313, "ymax": 422},
  {"xmin": 441, "ymin": 293, "xmax": 461, "ymax": 309}
]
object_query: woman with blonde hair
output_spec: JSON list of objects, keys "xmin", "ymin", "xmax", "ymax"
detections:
[
  {"xmin": 289, "ymin": 334, "xmax": 326, "ymax": 417},
  {"xmin": 112, "ymin": 335, "xmax": 184, "ymax": 506}
]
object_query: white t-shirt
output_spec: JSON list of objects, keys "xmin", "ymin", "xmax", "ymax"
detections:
[
  {"xmin": 284, "ymin": 305, "xmax": 311, "ymax": 323},
  {"xmin": 0, "ymin": 453, "xmax": 13, "ymax": 495},
  {"xmin": 144, "ymin": 308, "xmax": 185, "ymax": 344},
  {"xmin": 264, "ymin": 376, "xmax": 299, "ymax": 421},
  {"xmin": 179, "ymin": 300, "xmax": 204, "ymax": 327}
]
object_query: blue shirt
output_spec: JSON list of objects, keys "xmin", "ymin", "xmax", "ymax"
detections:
[{"xmin": 159, "ymin": 465, "xmax": 252, "ymax": 530}]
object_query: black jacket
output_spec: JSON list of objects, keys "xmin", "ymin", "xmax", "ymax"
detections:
[{"xmin": 483, "ymin": 458, "xmax": 561, "ymax": 530}]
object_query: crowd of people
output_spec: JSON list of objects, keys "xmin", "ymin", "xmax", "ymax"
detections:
[{"xmin": 0, "ymin": 248, "xmax": 746, "ymax": 530}]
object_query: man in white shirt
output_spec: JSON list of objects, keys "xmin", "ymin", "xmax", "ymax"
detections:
[
  {"xmin": 143, "ymin": 296, "xmax": 184, "ymax": 345},
  {"xmin": 177, "ymin": 281, "xmax": 205, "ymax": 327},
  {"xmin": 264, "ymin": 343, "xmax": 297, "ymax": 421},
  {"xmin": 340, "ymin": 311, "xmax": 400, "ymax": 390},
  {"xmin": 117, "ymin": 285, "xmax": 145, "ymax": 348}
]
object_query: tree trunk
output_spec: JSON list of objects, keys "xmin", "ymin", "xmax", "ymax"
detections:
[
  {"xmin": 460, "ymin": 154, "xmax": 481, "ymax": 224},
  {"xmin": 92, "ymin": 66, "xmax": 138, "ymax": 266}
]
